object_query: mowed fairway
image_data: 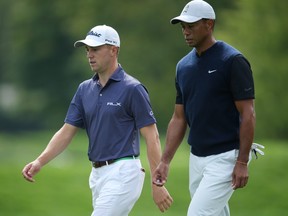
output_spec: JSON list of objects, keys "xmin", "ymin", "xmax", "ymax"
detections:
[{"xmin": 0, "ymin": 131, "xmax": 287, "ymax": 216}]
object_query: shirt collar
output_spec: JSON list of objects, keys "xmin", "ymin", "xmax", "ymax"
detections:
[
  {"xmin": 92, "ymin": 64, "xmax": 124, "ymax": 82},
  {"xmin": 195, "ymin": 41, "xmax": 219, "ymax": 58}
]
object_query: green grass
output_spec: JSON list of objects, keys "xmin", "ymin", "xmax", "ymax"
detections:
[{"xmin": 0, "ymin": 131, "xmax": 287, "ymax": 215}]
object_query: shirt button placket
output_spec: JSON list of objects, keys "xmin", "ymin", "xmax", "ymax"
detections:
[{"xmin": 98, "ymin": 92, "xmax": 103, "ymax": 105}]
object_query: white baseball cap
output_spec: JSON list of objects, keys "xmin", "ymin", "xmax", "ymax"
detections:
[
  {"xmin": 74, "ymin": 25, "xmax": 120, "ymax": 48},
  {"xmin": 170, "ymin": 0, "xmax": 215, "ymax": 24}
]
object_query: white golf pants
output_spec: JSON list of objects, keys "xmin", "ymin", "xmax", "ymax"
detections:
[
  {"xmin": 89, "ymin": 159, "xmax": 145, "ymax": 216},
  {"xmin": 188, "ymin": 149, "xmax": 246, "ymax": 216}
]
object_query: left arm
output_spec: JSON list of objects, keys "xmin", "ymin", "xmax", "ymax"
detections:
[
  {"xmin": 140, "ymin": 124, "xmax": 173, "ymax": 212},
  {"xmin": 232, "ymin": 99, "xmax": 256, "ymax": 189}
]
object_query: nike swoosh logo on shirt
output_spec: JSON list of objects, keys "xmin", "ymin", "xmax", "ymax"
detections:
[
  {"xmin": 244, "ymin": 87, "xmax": 252, "ymax": 92},
  {"xmin": 208, "ymin": 70, "xmax": 217, "ymax": 73}
]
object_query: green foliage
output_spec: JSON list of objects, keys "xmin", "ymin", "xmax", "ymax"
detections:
[
  {"xmin": 0, "ymin": 0, "xmax": 287, "ymax": 138},
  {"xmin": 0, "ymin": 132, "xmax": 287, "ymax": 215},
  {"xmin": 217, "ymin": 0, "xmax": 288, "ymax": 139}
]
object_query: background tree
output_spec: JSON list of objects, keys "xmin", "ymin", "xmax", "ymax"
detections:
[
  {"xmin": 0, "ymin": 0, "xmax": 287, "ymax": 140},
  {"xmin": 217, "ymin": 0, "xmax": 288, "ymax": 138}
]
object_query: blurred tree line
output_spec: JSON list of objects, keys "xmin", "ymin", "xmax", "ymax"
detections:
[{"xmin": 0, "ymin": 0, "xmax": 287, "ymax": 139}]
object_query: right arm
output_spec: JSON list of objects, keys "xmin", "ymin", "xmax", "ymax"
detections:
[
  {"xmin": 153, "ymin": 104, "xmax": 187, "ymax": 186},
  {"xmin": 140, "ymin": 124, "xmax": 173, "ymax": 212},
  {"xmin": 22, "ymin": 123, "xmax": 78, "ymax": 182}
]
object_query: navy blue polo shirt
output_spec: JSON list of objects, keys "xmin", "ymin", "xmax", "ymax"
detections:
[
  {"xmin": 65, "ymin": 65, "xmax": 156, "ymax": 162},
  {"xmin": 175, "ymin": 41, "xmax": 255, "ymax": 156}
]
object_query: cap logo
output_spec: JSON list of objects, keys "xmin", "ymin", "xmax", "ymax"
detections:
[
  {"xmin": 87, "ymin": 30, "xmax": 102, "ymax": 37},
  {"xmin": 105, "ymin": 39, "xmax": 117, "ymax": 45},
  {"xmin": 183, "ymin": 5, "xmax": 189, "ymax": 14}
]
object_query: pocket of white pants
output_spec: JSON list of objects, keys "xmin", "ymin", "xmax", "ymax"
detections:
[{"xmin": 118, "ymin": 161, "xmax": 145, "ymax": 184}]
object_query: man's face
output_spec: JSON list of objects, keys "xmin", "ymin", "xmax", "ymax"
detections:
[
  {"xmin": 85, "ymin": 45, "xmax": 114, "ymax": 73},
  {"xmin": 180, "ymin": 19, "xmax": 211, "ymax": 48}
]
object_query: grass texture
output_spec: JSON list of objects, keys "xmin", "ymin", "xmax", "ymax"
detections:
[{"xmin": 0, "ymin": 131, "xmax": 287, "ymax": 216}]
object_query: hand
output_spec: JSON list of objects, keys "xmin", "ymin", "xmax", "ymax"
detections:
[
  {"xmin": 152, "ymin": 161, "xmax": 169, "ymax": 187},
  {"xmin": 152, "ymin": 184, "xmax": 173, "ymax": 212},
  {"xmin": 231, "ymin": 162, "xmax": 249, "ymax": 190},
  {"xmin": 22, "ymin": 160, "xmax": 42, "ymax": 182}
]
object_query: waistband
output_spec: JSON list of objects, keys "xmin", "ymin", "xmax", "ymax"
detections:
[{"xmin": 92, "ymin": 155, "xmax": 139, "ymax": 168}]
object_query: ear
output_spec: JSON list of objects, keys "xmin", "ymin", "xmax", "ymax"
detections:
[
  {"xmin": 206, "ymin": 19, "xmax": 215, "ymax": 31},
  {"xmin": 110, "ymin": 46, "xmax": 119, "ymax": 56}
]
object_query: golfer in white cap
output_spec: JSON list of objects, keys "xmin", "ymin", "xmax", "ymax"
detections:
[
  {"xmin": 22, "ymin": 24, "xmax": 173, "ymax": 216},
  {"xmin": 153, "ymin": 1, "xmax": 258, "ymax": 215}
]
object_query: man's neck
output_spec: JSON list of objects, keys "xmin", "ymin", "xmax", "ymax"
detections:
[
  {"xmin": 97, "ymin": 63, "xmax": 118, "ymax": 87},
  {"xmin": 196, "ymin": 37, "xmax": 216, "ymax": 56}
]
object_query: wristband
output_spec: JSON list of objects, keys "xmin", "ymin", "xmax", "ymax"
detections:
[{"xmin": 236, "ymin": 160, "xmax": 247, "ymax": 166}]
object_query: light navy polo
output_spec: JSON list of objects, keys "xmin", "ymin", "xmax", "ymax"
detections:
[{"xmin": 65, "ymin": 66, "xmax": 156, "ymax": 162}]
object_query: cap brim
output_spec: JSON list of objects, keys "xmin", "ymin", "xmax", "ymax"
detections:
[
  {"xmin": 74, "ymin": 39, "xmax": 105, "ymax": 48},
  {"xmin": 170, "ymin": 15, "xmax": 202, "ymax": 24}
]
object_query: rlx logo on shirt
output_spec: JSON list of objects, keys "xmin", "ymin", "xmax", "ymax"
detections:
[{"xmin": 107, "ymin": 102, "xmax": 121, "ymax": 106}]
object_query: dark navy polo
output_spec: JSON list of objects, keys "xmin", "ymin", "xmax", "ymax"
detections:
[
  {"xmin": 175, "ymin": 41, "xmax": 255, "ymax": 156},
  {"xmin": 65, "ymin": 65, "xmax": 156, "ymax": 162}
]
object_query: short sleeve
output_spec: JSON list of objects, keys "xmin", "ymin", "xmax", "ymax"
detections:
[
  {"xmin": 230, "ymin": 55, "xmax": 255, "ymax": 100},
  {"xmin": 175, "ymin": 77, "xmax": 183, "ymax": 104},
  {"xmin": 130, "ymin": 84, "xmax": 156, "ymax": 129},
  {"xmin": 64, "ymin": 85, "xmax": 85, "ymax": 128}
]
